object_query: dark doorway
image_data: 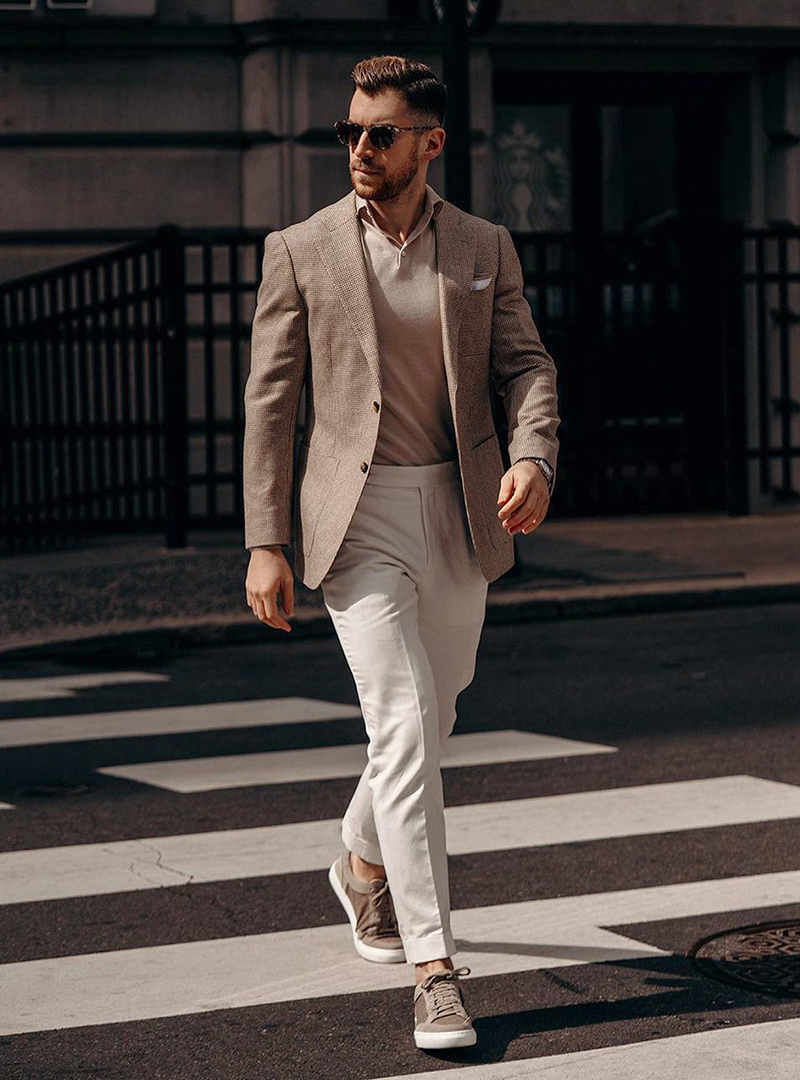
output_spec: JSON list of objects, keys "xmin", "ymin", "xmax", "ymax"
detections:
[{"xmin": 492, "ymin": 71, "xmax": 729, "ymax": 514}]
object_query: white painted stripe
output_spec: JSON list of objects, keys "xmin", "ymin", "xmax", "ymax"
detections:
[
  {"xmin": 2, "ymin": 869, "xmax": 800, "ymax": 1034},
  {"xmin": 0, "ymin": 697, "xmax": 362, "ymax": 747},
  {"xmin": 2, "ymin": 775, "xmax": 796, "ymax": 906},
  {"xmin": 373, "ymin": 1017, "xmax": 800, "ymax": 1080},
  {"xmin": 0, "ymin": 672, "xmax": 169, "ymax": 705},
  {"xmin": 0, "ymin": 801, "xmax": 13, "ymax": 810},
  {"xmin": 96, "ymin": 730, "xmax": 616, "ymax": 792},
  {"xmin": 444, "ymin": 775, "xmax": 800, "ymax": 850}
]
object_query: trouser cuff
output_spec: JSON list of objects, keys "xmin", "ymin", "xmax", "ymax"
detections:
[
  {"xmin": 341, "ymin": 819, "xmax": 384, "ymax": 866},
  {"xmin": 401, "ymin": 928, "xmax": 458, "ymax": 965}
]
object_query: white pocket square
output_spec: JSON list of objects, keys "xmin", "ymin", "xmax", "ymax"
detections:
[{"xmin": 470, "ymin": 275, "xmax": 493, "ymax": 291}]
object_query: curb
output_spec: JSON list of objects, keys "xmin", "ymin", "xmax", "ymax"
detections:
[{"xmin": 2, "ymin": 575, "xmax": 800, "ymax": 663}]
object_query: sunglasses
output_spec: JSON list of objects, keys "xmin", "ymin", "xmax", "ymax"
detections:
[{"xmin": 333, "ymin": 119, "xmax": 437, "ymax": 150}]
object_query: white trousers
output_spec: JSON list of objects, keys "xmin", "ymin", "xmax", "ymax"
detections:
[{"xmin": 320, "ymin": 457, "xmax": 489, "ymax": 965}]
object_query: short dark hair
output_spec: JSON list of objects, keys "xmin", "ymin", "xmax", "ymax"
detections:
[{"xmin": 350, "ymin": 55, "xmax": 447, "ymax": 127}]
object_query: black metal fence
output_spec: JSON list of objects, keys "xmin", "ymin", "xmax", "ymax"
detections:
[
  {"xmin": 0, "ymin": 226, "xmax": 191, "ymax": 554},
  {"xmin": 739, "ymin": 227, "xmax": 800, "ymax": 507},
  {"xmin": 1, "ymin": 222, "xmax": 798, "ymax": 555}
]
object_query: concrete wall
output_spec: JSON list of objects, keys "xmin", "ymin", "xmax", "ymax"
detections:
[
  {"xmin": 2, "ymin": 3, "xmax": 798, "ymax": 283},
  {"xmin": 0, "ymin": 49, "xmax": 241, "ymax": 280},
  {"xmin": 2, "ymin": 1, "xmax": 798, "ymax": 512},
  {"xmin": 498, "ymin": 1, "xmax": 800, "ymax": 28}
]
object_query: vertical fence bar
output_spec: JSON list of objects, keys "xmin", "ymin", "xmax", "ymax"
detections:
[
  {"xmin": 118, "ymin": 255, "xmax": 134, "ymax": 524},
  {"xmin": 131, "ymin": 249, "xmax": 147, "ymax": 523},
  {"xmin": 158, "ymin": 224, "xmax": 188, "ymax": 548},
  {"xmin": 67, "ymin": 269, "xmax": 84, "ymax": 533},
  {"xmin": 754, "ymin": 234, "xmax": 769, "ymax": 496},
  {"xmin": 721, "ymin": 220, "xmax": 748, "ymax": 515},
  {"xmin": 0, "ymin": 290, "xmax": 11, "ymax": 553},
  {"xmin": 6, "ymin": 290, "xmax": 24, "ymax": 552},
  {"xmin": 228, "ymin": 238, "xmax": 243, "ymax": 520},
  {"xmin": 776, "ymin": 231, "xmax": 793, "ymax": 501},
  {"xmin": 201, "ymin": 240, "xmax": 217, "ymax": 521},
  {"xmin": 145, "ymin": 242, "xmax": 162, "ymax": 522}
]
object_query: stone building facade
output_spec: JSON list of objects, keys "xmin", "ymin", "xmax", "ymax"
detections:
[{"xmin": 2, "ymin": 1, "xmax": 799, "ymax": 517}]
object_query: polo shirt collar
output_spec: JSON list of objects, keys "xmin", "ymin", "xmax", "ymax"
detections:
[{"xmin": 355, "ymin": 182, "xmax": 444, "ymax": 226}]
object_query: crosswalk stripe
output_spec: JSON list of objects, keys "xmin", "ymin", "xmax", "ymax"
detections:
[
  {"xmin": 2, "ymin": 775, "xmax": 798, "ymax": 905},
  {"xmin": 0, "ymin": 697, "xmax": 362, "ymax": 747},
  {"xmin": 2, "ymin": 869, "xmax": 800, "ymax": 1035},
  {"xmin": 371, "ymin": 1017, "xmax": 800, "ymax": 1079},
  {"xmin": 95, "ymin": 730, "xmax": 616, "ymax": 792},
  {"xmin": 0, "ymin": 672, "xmax": 169, "ymax": 705}
]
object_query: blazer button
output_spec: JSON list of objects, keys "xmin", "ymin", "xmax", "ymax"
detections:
[
  {"xmin": 360, "ymin": 461, "xmax": 369, "ymax": 472},
  {"xmin": 373, "ymin": 401, "xmax": 380, "ymax": 411}
]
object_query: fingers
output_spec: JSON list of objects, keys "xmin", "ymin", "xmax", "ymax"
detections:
[
  {"xmin": 519, "ymin": 497, "xmax": 549, "ymax": 534},
  {"xmin": 497, "ymin": 487, "xmax": 526, "ymax": 520},
  {"xmin": 498, "ymin": 486, "xmax": 536, "ymax": 527},
  {"xmin": 499, "ymin": 490, "xmax": 549, "ymax": 534},
  {"xmin": 497, "ymin": 489, "xmax": 529, "ymax": 521},
  {"xmin": 245, "ymin": 575, "xmax": 294, "ymax": 632},
  {"xmin": 283, "ymin": 575, "xmax": 295, "ymax": 618},
  {"xmin": 261, "ymin": 587, "xmax": 292, "ymax": 632}
]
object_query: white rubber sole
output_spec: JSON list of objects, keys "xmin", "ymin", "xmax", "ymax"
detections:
[
  {"xmin": 328, "ymin": 858, "xmax": 406, "ymax": 964},
  {"xmin": 414, "ymin": 1025, "xmax": 478, "ymax": 1049}
]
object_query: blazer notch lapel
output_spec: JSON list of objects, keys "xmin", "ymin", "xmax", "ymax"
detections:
[
  {"xmin": 313, "ymin": 194, "xmax": 477, "ymax": 399},
  {"xmin": 435, "ymin": 207, "xmax": 478, "ymax": 390},
  {"xmin": 314, "ymin": 214, "xmax": 382, "ymax": 392}
]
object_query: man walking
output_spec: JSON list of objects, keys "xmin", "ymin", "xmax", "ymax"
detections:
[{"xmin": 243, "ymin": 54, "xmax": 560, "ymax": 1050}]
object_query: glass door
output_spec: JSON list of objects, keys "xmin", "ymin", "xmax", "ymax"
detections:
[{"xmin": 491, "ymin": 71, "xmax": 727, "ymax": 514}]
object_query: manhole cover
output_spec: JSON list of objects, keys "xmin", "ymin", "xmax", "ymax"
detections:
[{"xmin": 691, "ymin": 920, "xmax": 800, "ymax": 997}]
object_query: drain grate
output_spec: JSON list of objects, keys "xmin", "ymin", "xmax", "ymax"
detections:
[{"xmin": 691, "ymin": 919, "xmax": 800, "ymax": 998}]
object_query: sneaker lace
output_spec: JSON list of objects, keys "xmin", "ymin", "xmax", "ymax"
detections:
[
  {"xmin": 357, "ymin": 878, "xmax": 397, "ymax": 938},
  {"xmin": 420, "ymin": 966, "xmax": 472, "ymax": 1020}
]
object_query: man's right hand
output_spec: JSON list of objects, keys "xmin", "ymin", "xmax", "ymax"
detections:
[{"xmin": 245, "ymin": 547, "xmax": 295, "ymax": 632}]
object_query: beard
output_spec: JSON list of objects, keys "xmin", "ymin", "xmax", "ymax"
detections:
[{"xmin": 352, "ymin": 144, "xmax": 419, "ymax": 202}]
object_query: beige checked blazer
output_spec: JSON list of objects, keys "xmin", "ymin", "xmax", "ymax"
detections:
[{"xmin": 243, "ymin": 187, "xmax": 560, "ymax": 591}]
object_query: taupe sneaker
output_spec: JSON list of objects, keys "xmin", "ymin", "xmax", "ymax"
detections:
[
  {"xmin": 413, "ymin": 965, "xmax": 477, "ymax": 1049},
  {"xmin": 328, "ymin": 844, "xmax": 405, "ymax": 963}
]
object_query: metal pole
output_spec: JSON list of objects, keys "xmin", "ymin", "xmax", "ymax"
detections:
[
  {"xmin": 158, "ymin": 224, "xmax": 189, "ymax": 547},
  {"xmin": 721, "ymin": 220, "xmax": 749, "ymax": 515},
  {"xmin": 441, "ymin": 0, "xmax": 472, "ymax": 212}
]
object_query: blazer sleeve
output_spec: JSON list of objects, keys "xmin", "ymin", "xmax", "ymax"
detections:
[
  {"xmin": 243, "ymin": 229, "xmax": 309, "ymax": 550},
  {"xmin": 490, "ymin": 224, "xmax": 561, "ymax": 486}
]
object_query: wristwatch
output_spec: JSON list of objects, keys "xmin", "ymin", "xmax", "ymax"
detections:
[{"xmin": 516, "ymin": 457, "xmax": 554, "ymax": 494}]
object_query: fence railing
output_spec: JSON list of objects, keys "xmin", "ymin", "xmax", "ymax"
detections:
[
  {"xmin": 739, "ymin": 227, "xmax": 800, "ymax": 506},
  {"xmin": 1, "ymin": 227, "xmax": 181, "ymax": 553},
  {"xmin": 1, "ymin": 221, "xmax": 798, "ymax": 555},
  {"xmin": 0, "ymin": 226, "xmax": 272, "ymax": 554}
]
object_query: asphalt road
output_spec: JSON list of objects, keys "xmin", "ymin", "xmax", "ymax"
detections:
[{"xmin": 1, "ymin": 601, "xmax": 800, "ymax": 1078}]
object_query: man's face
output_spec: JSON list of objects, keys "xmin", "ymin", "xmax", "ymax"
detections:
[{"xmin": 345, "ymin": 88, "xmax": 443, "ymax": 202}]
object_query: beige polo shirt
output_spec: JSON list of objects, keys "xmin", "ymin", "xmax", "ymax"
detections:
[{"xmin": 355, "ymin": 181, "xmax": 458, "ymax": 466}]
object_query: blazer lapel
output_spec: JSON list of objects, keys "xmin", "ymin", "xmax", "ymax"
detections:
[
  {"xmin": 434, "ymin": 201, "xmax": 477, "ymax": 396},
  {"xmin": 314, "ymin": 193, "xmax": 382, "ymax": 392},
  {"xmin": 314, "ymin": 189, "xmax": 477, "ymax": 396}
]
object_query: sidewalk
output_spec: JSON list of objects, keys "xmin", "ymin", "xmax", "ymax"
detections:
[{"xmin": 1, "ymin": 509, "xmax": 799, "ymax": 661}]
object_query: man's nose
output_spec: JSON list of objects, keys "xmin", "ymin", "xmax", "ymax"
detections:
[{"xmin": 354, "ymin": 129, "xmax": 373, "ymax": 154}]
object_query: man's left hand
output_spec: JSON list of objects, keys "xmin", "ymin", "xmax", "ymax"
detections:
[{"xmin": 496, "ymin": 461, "xmax": 550, "ymax": 535}]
